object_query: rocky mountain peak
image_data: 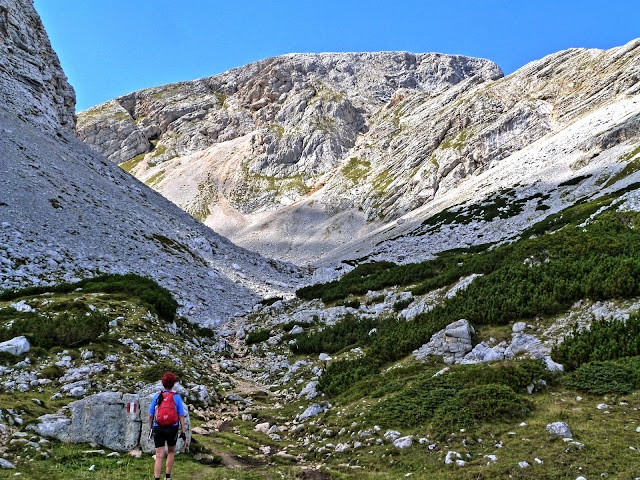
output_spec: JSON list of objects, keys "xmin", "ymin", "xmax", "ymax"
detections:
[
  {"xmin": 0, "ymin": 0, "xmax": 76, "ymax": 131},
  {"xmin": 0, "ymin": 0, "xmax": 302, "ymax": 326},
  {"xmin": 77, "ymin": 40, "xmax": 640, "ymax": 266}
]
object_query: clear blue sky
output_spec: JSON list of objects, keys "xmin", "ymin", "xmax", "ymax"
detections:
[{"xmin": 34, "ymin": 0, "xmax": 640, "ymax": 112}]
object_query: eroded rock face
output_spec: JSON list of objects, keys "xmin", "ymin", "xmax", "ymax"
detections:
[
  {"xmin": 78, "ymin": 41, "xmax": 640, "ymax": 266},
  {"xmin": 0, "ymin": 0, "xmax": 75, "ymax": 132},
  {"xmin": 76, "ymin": 53, "xmax": 502, "ymax": 262},
  {"xmin": 0, "ymin": 0, "xmax": 302, "ymax": 326}
]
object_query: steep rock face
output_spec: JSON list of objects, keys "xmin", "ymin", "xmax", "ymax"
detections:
[
  {"xmin": 77, "ymin": 52, "xmax": 501, "ymax": 167},
  {"xmin": 0, "ymin": 0, "xmax": 301, "ymax": 326},
  {"xmin": 0, "ymin": 0, "xmax": 75, "ymax": 131},
  {"xmin": 76, "ymin": 53, "xmax": 502, "ymax": 261},
  {"xmin": 78, "ymin": 41, "xmax": 640, "ymax": 266}
]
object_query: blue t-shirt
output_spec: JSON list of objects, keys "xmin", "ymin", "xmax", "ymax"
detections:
[{"xmin": 149, "ymin": 390, "xmax": 186, "ymax": 426}]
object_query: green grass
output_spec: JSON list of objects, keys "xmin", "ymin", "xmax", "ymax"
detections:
[
  {"xmin": 118, "ymin": 152, "xmax": 146, "ymax": 173},
  {"xmin": 0, "ymin": 273, "xmax": 178, "ymax": 321},
  {"xmin": 341, "ymin": 157, "xmax": 371, "ymax": 184}
]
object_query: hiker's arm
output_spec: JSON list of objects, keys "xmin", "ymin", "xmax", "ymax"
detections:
[
  {"xmin": 179, "ymin": 415, "xmax": 186, "ymax": 435},
  {"xmin": 148, "ymin": 414, "xmax": 154, "ymax": 431}
]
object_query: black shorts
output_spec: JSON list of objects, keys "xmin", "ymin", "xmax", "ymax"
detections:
[{"xmin": 153, "ymin": 425, "xmax": 179, "ymax": 448}]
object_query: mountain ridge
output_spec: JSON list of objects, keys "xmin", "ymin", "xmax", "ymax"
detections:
[
  {"xmin": 77, "ymin": 40, "xmax": 640, "ymax": 267},
  {"xmin": 0, "ymin": 0, "xmax": 302, "ymax": 326}
]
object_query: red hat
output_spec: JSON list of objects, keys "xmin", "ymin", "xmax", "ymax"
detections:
[{"xmin": 162, "ymin": 372, "xmax": 177, "ymax": 389}]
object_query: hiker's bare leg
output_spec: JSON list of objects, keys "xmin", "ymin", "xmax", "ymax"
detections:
[
  {"xmin": 154, "ymin": 446, "xmax": 165, "ymax": 478},
  {"xmin": 166, "ymin": 445, "xmax": 176, "ymax": 474}
]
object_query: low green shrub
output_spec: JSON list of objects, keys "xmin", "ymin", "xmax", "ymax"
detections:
[
  {"xmin": 369, "ymin": 387, "xmax": 457, "ymax": 427},
  {"xmin": 246, "ymin": 328, "xmax": 271, "ymax": 345},
  {"xmin": 444, "ymin": 359, "xmax": 549, "ymax": 392},
  {"xmin": 340, "ymin": 298, "xmax": 361, "ymax": 309},
  {"xmin": 393, "ymin": 298, "xmax": 413, "ymax": 312},
  {"xmin": 315, "ymin": 210, "xmax": 640, "ymax": 394},
  {"xmin": 40, "ymin": 364, "xmax": 65, "ymax": 380},
  {"xmin": 0, "ymin": 274, "xmax": 178, "ymax": 321},
  {"xmin": 259, "ymin": 296, "xmax": 282, "ymax": 306},
  {"xmin": 318, "ymin": 357, "xmax": 380, "ymax": 397},
  {"xmin": 0, "ymin": 351, "xmax": 23, "ymax": 365},
  {"xmin": 561, "ymin": 360, "xmax": 640, "ymax": 395},
  {"xmin": 0, "ymin": 311, "xmax": 109, "ymax": 349},
  {"xmin": 292, "ymin": 314, "xmax": 379, "ymax": 354},
  {"xmin": 366, "ymin": 360, "xmax": 545, "ymax": 428},
  {"xmin": 140, "ymin": 360, "xmax": 185, "ymax": 383},
  {"xmin": 281, "ymin": 321, "xmax": 300, "ymax": 332},
  {"xmin": 552, "ymin": 314, "xmax": 640, "ymax": 370},
  {"xmin": 430, "ymin": 384, "xmax": 532, "ymax": 439}
]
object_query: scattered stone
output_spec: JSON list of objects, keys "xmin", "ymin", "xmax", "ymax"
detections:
[
  {"xmin": 335, "ymin": 443, "xmax": 349, "ymax": 453},
  {"xmin": 546, "ymin": 422, "xmax": 573, "ymax": 438},
  {"xmin": 445, "ymin": 451, "xmax": 461, "ymax": 465},
  {"xmin": 299, "ymin": 402, "xmax": 330, "ymax": 421},
  {"xmin": 225, "ymin": 394, "xmax": 249, "ymax": 404},
  {"xmin": 518, "ymin": 461, "xmax": 530, "ymax": 468},
  {"xmin": 299, "ymin": 381, "xmax": 319, "ymax": 400},
  {"xmin": 393, "ymin": 436, "xmax": 413, "ymax": 449},
  {"xmin": 289, "ymin": 325, "xmax": 304, "ymax": 335},
  {"xmin": 0, "ymin": 336, "xmax": 30, "ymax": 356},
  {"xmin": 260, "ymin": 446, "xmax": 271, "ymax": 455},
  {"xmin": 512, "ymin": 322, "xmax": 527, "ymax": 333},
  {"xmin": 0, "ymin": 458, "xmax": 16, "ymax": 468},
  {"xmin": 384, "ymin": 430, "xmax": 402, "ymax": 441},
  {"xmin": 255, "ymin": 422, "xmax": 270, "ymax": 434}
]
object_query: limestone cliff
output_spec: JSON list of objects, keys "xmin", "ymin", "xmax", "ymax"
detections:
[
  {"xmin": 0, "ymin": 0, "xmax": 75, "ymax": 131},
  {"xmin": 0, "ymin": 0, "xmax": 301, "ymax": 326},
  {"xmin": 78, "ymin": 41, "xmax": 640, "ymax": 266}
]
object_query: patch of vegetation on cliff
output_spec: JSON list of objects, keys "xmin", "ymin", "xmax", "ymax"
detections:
[
  {"xmin": 151, "ymin": 143, "xmax": 168, "ymax": 158},
  {"xmin": 439, "ymin": 128, "xmax": 474, "ymax": 151},
  {"xmin": 118, "ymin": 152, "xmax": 146, "ymax": 173},
  {"xmin": 240, "ymin": 160, "xmax": 313, "ymax": 199},
  {"xmin": 372, "ymin": 168, "xmax": 394, "ymax": 195},
  {"xmin": 341, "ymin": 157, "xmax": 371, "ymax": 184},
  {"xmin": 417, "ymin": 189, "xmax": 550, "ymax": 234},
  {"xmin": 0, "ymin": 273, "xmax": 178, "ymax": 321},
  {"xmin": 299, "ymin": 189, "xmax": 640, "ymax": 394},
  {"xmin": 604, "ymin": 153, "xmax": 640, "ymax": 187},
  {"xmin": 145, "ymin": 169, "xmax": 166, "ymax": 187}
]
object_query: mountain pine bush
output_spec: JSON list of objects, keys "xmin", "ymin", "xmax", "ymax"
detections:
[
  {"xmin": 310, "ymin": 207, "xmax": 640, "ymax": 396},
  {"xmin": 552, "ymin": 314, "xmax": 640, "ymax": 370},
  {"xmin": 0, "ymin": 274, "xmax": 178, "ymax": 321}
]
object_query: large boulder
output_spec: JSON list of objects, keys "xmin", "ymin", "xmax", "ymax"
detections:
[
  {"xmin": 31, "ymin": 390, "xmax": 191, "ymax": 453},
  {"xmin": 414, "ymin": 319, "xmax": 474, "ymax": 364},
  {"xmin": 0, "ymin": 336, "xmax": 30, "ymax": 355}
]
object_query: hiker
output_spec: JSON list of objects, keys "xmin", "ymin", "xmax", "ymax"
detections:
[{"xmin": 149, "ymin": 372, "xmax": 187, "ymax": 480}]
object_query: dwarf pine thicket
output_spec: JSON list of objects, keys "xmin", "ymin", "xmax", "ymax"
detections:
[
  {"xmin": 0, "ymin": 273, "xmax": 178, "ymax": 321},
  {"xmin": 295, "ymin": 191, "xmax": 640, "ymax": 406},
  {"xmin": 0, "ymin": 274, "xmax": 177, "ymax": 354}
]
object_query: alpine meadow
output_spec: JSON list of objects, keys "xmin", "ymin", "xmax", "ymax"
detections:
[{"xmin": 2, "ymin": 1, "xmax": 640, "ymax": 478}]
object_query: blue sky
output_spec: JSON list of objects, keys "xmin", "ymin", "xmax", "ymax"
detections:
[{"xmin": 35, "ymin": 1, "xmax": 640, "ymax": 112}]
